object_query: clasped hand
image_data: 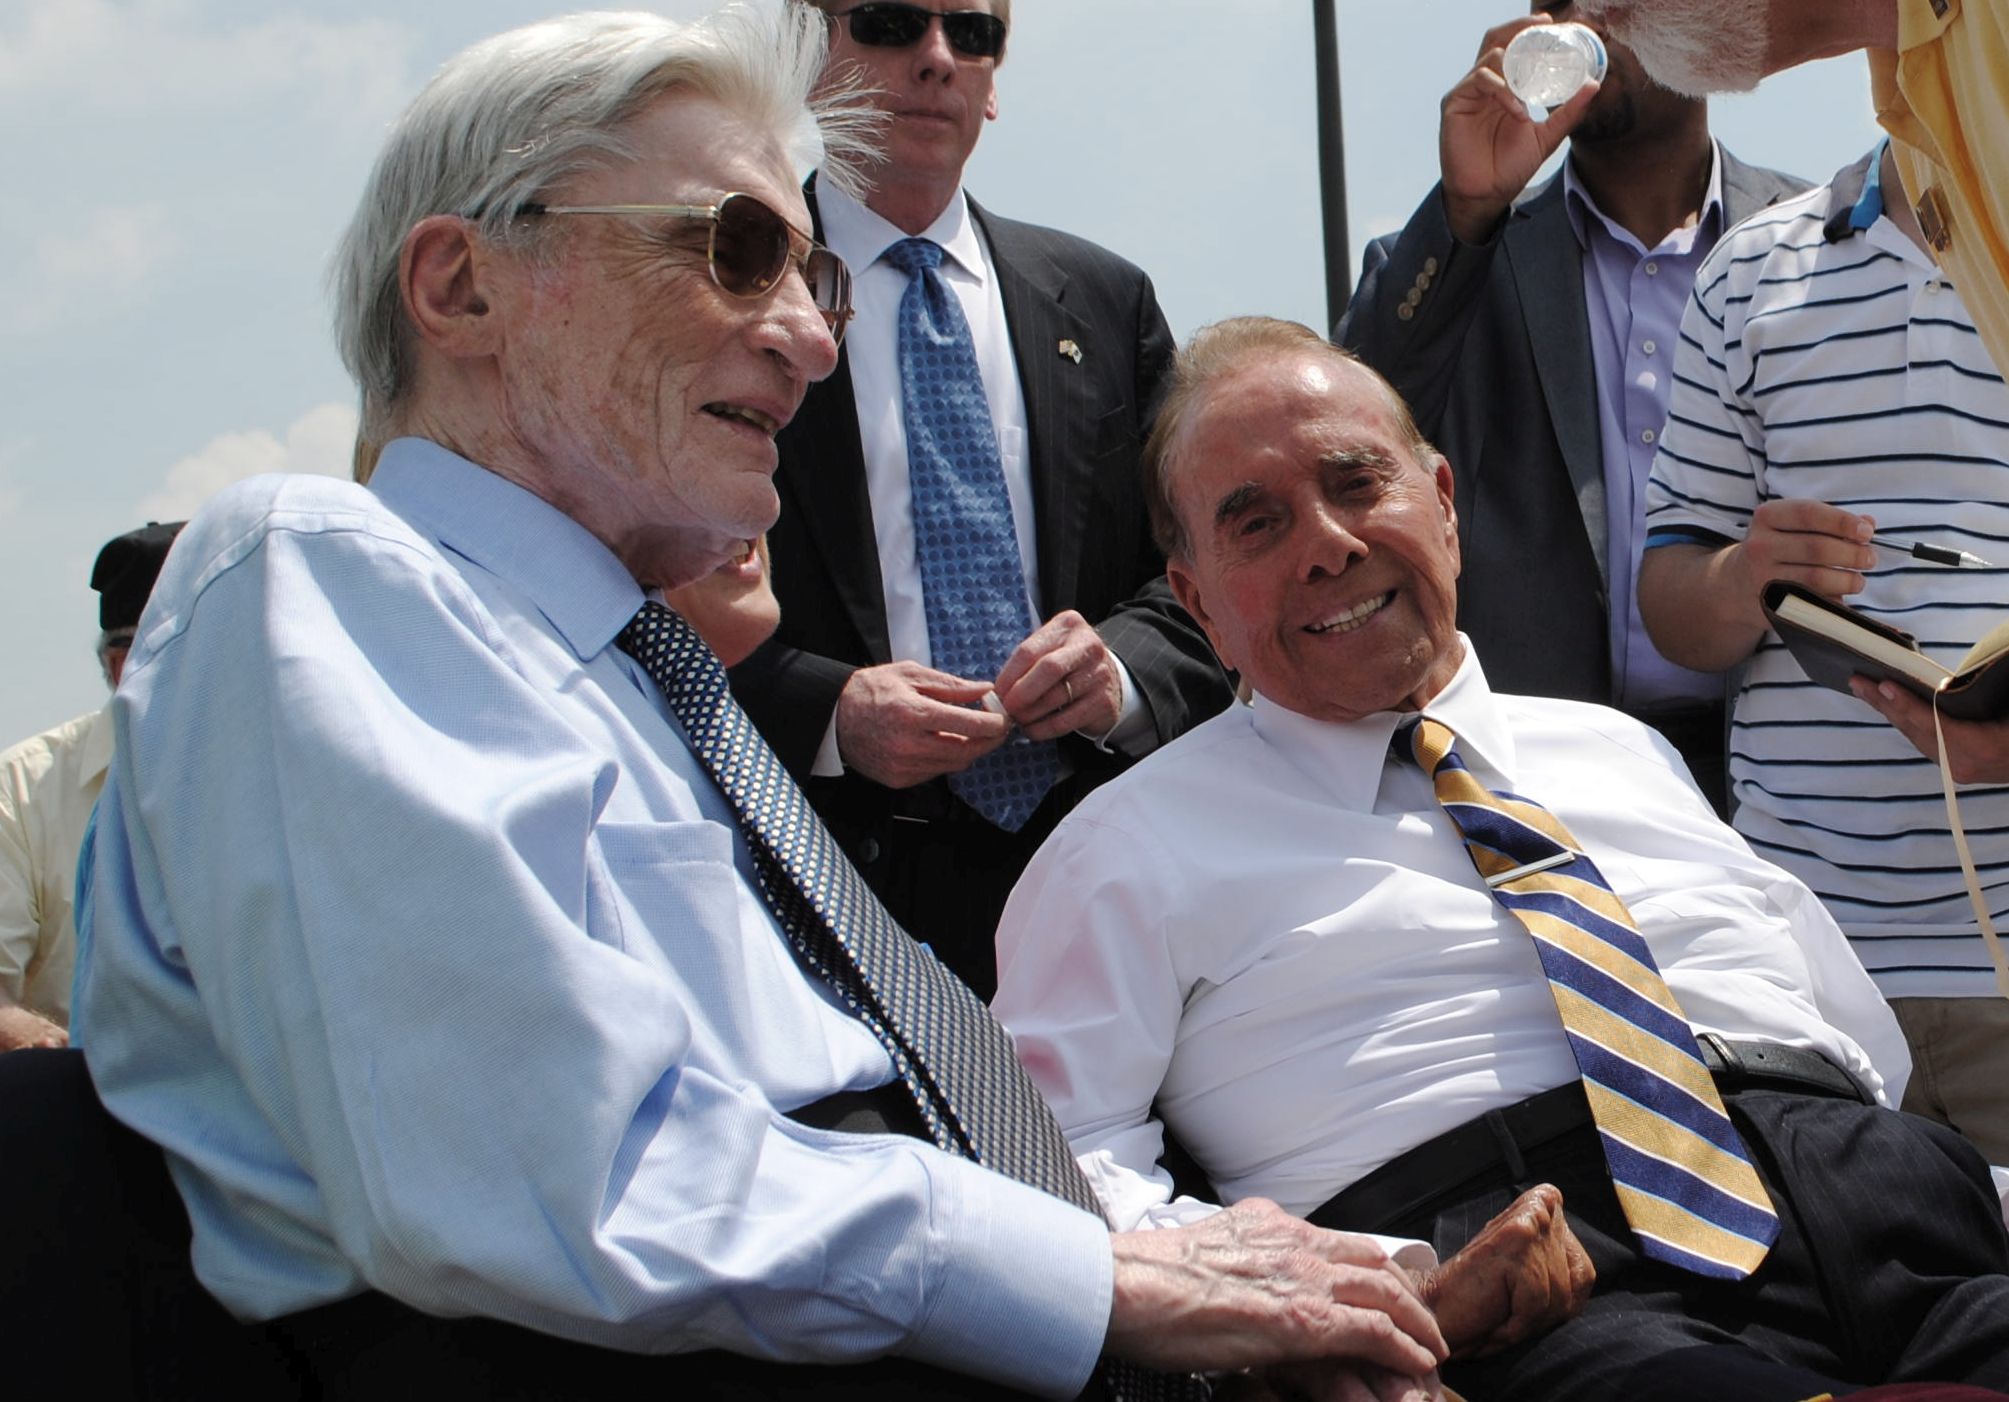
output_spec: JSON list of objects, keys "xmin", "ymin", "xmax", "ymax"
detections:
[
  {"xmin": 1106, "ymin": 1187, "xmax": 1592, "ymax": 1401},
  {"xmin": 835, "ymin": 611, "xmax": 1123, "ymax": 787}
]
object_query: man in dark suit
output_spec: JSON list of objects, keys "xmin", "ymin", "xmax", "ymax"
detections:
[
  {"xmin": 1338, "ymin": 5, "xmax": 1806, "ymax": 812},
  {"xmin": 733, "ymin": 0, "xmax": 1230, "ymax": 996}
]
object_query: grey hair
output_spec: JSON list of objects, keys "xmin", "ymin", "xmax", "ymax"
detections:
[
  {"xmin": 1142, "ymin": 317, "xmax": 1439, "ymax": 561},
  {"xmin": 332, "ymin": 4, "xmax": 880, "ymax": 454}
]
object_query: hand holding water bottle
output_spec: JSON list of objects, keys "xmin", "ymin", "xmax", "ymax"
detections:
[{"xmin": 1439, "ymin": 15, "xmax": 1603, "ymax": 245}]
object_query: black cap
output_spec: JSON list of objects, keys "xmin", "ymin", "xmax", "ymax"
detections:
[{"xmin": 90, "ymin": 521, "xmax": 185, "ymax": 631}]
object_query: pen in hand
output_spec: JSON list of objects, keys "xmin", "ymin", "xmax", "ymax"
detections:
[{"xmin": 1872, "ymin": 535, "xmax": 1996, "ymax": 569}]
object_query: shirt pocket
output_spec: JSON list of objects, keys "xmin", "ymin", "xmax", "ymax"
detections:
[{"xmin": 586, "ymin": 819, "xmax": 739, "ymax": 962}]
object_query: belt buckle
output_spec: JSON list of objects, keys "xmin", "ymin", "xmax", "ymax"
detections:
[{"xmin": 1696, "ymin": 1031, "xmax": 1741, "ymax": 1079}]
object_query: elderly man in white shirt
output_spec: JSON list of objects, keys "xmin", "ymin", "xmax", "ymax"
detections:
[{"xmin": 993, "ymin": 316, "xmax": 2009, "ymax": 1402}]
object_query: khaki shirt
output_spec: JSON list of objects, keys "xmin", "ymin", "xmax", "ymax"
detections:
[
  {"xmin": 1874, "ymin": 0, "xmax": 2009, "ymax": 377},
  {"xmin": 0, "ymin": 706, "xmax": 111, "ymax": 1024}
]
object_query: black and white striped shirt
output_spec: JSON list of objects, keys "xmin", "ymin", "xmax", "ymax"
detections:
[{"xmin": 1647, "ymin": 150, "xmax": 2009, "ymax": 1000}]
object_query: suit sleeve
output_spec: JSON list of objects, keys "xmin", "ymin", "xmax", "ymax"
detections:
[
  {"xmin": 731, "ymin": 637, "xmax": 852, "ymax": 777},
  {"xmin": 1337, "ymin": 183, "xmax": 1508, "ymax": 435},
  {"xmin": 1092, "ymin": 269, "xmax": 1235, "ymax": 749}
]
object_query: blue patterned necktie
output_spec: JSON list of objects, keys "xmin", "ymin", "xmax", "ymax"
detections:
[
  {"xmin": 887, "ymin": 236, "xmax": 1057, "ymax": 831},
  {"xmin": 1396, "ymin": 715, "xmax": 1779, "ymax": 1281},
  {"xmin": 619, "ymin": 604, "xmax": 1195, "ymax": 1402}
]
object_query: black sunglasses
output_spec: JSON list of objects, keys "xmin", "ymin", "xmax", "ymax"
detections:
[
  {"xmin": 834, "ymin": 3, "xmax": 1007, "ymax": 60},
  {"xmin": 522, "ymin": 191, "xmax": 854, "ymax": 343}
]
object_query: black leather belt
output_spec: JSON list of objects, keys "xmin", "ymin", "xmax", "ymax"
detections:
[
  {"xmin": 1307, "ymin": 1039, "xmax": 1867, "ymax": 1235},
  {"xmin": 1694, "ymin": 1033, "xmax": 1870, "ymax": 1104}
]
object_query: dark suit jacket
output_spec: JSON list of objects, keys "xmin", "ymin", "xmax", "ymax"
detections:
[
  {"xmin": 1337, "ymin": 150, "xmax": 1808, "ymax": 705},
  {"xmin": 731, "ymin": 188, "xmax": 1230, "ymax": 992}
]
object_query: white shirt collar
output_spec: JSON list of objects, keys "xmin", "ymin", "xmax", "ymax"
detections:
[
  {"xmin": 1244, "ymin": 638, "xmax": 1518, "ymax": 812},
  {"xmin": 817, "ymin": 178, "xmax": 989, "ymax": 284},
  {"xmin": 80, "ymin": 701, "xmax": 115, "ymax": 789},
  {"xmin": 1561, "ymin": 137, "xmax": 1725, "ymax": 258}
]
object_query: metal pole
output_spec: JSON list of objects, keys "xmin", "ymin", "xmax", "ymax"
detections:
[{"xmin": 1312, "ymin": 0, "xmax": 1352, "ymax": 333}]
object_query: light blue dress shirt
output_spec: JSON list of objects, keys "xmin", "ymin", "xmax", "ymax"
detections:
[
  {"xmin": 1564, "ymin": 149, "xmax": 1728, "ymax": 713},
  {"xmin": 73, "ymin": 439, "xmax": 1110, "ymax": 1396}
]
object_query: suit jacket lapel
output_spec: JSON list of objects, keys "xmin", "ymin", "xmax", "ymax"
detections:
[
  {"xmin": 974, "ymin": 199, "xmax": 1097, "ymax": 613},
  {"xmin": 1718, "ymin": 146, "xmax": 1796, "ymax": 227},
  {"xmin": 779, "ymin": 179, "xmax": 892, "ymax": 662},
  {"xmin": 1507, "ymin": 175, "xmax": 1607, "ymax": 582}
]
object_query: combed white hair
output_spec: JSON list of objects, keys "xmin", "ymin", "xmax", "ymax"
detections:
[{"xmin": 331, "ymin": 4, "xmax": 879, "ymax": 449}]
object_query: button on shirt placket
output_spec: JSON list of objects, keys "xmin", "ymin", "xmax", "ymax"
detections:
[{"xmin": 1569, "ymin": 167, "xmax": 1723, "ymax": 711}]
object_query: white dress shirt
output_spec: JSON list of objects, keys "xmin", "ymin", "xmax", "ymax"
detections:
[
  {"xmin": 819, "ymin": 180, "xmax": 1040, "ymax": 664},
  {"xmin": 993, "ymin": 644, "xmax": 1909, "ymax": 1232},
  {"xmin": 813, "ymin": 181, "xmax": 1147, "ymax": 763},
  {"xmin": 0, "ymin": 703, "xmax": 109, "ymax": 1023}
]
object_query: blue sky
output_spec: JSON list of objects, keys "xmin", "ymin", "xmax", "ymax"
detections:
[{"xmin": 0, "ymin": 0, "xmax": 1883, "ymax": 742}]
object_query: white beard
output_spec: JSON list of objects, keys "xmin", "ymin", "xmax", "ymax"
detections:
[{"xmin": 1572, "ymin": 0, "xmax": 1770, "ymax": 96}]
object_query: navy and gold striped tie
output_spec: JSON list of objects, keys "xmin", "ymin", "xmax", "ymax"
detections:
[
  {"xmin": 620, "ymin": 603, "xmax": 1197, "ymax": 1402},
  {"xmin": 1397, "ymin": 715, "xmax": 1779, "ymax": 1281}
]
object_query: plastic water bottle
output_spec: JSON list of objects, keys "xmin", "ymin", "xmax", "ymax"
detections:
[{"xmin": 1503, "ymin": 22, "xmax": 1607, "ymax": 107}]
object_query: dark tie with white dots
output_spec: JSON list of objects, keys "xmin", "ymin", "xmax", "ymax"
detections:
[{"xmin": 617, "ymin": 603, "xmax": 1196, "ymax": 1400}]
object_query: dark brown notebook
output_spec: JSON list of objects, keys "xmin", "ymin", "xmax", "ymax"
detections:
[{"xmin": 1762, "ymin": 580, "xmax": 2009, "ymax": 721}]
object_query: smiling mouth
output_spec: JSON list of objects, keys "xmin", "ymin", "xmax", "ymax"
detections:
[
  {"xmin": 1306, "ymin": 592, "xmax": 1392, "ymax": 635},
  {"xmin": 704, "ymin": 403, "xmax": 779, "ymax": 436}
]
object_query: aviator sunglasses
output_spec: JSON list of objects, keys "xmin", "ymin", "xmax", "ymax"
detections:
[
  {"xmin": 522, "ymin": 190, "xmax": 855, "ymax": 343},
  {"xmin": 834, "ymin": 3, "xmax": 1007, "ymax": 59}
]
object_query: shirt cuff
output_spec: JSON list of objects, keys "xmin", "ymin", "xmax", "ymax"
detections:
[
  {"xmin": 811, "ymin": 708, "xmax": 845, "ymax": 778},
  {"xmin": 901, "ymin": 1156, "xmax": 1114, "ymax": 1398},
  {"xmin": 1082, "ymin": 658, "xmax": 1154, "ymax": 757}
]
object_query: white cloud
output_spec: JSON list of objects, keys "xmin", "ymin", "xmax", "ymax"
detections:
[
  {"xmin": 6, "ymin": 205, "xmax": 173, "ymax": 337},
  {"xmin": 0, "ymin": 0, "xmax": 413, "ymax": 119},
  {"xmin": 138, "ymin": 401, "xmax": 357, "ymax": 522}
]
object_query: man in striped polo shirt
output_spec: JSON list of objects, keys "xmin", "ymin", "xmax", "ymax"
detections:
[{"xmin": 1640, "ymin": 142, "xmax": 2009, "ymax": 1163}]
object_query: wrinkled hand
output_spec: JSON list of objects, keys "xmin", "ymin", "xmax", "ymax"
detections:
[
  {"xmin": 1730, "ymin": 498, "xmax": 1875, "ymax": 625},
  {"xmin": 834, "ymin": 660, "xmax": 1011, "ymax": 788},
  {"xmin": 1412, "ymin": 1184, "xmax": 1593, "ymax": 1360},
  {"xmin": 994, "ymin": 610, "xmax": 1124, "ymax": 742},
  {"xmin": 1851, "ymin": 677, "xmax": 2009, "ymax": 785},
  {"xmin": 1440, "ymin": 16, "xmax": 1602, "ymax": 244},
  {"xmin": 0, "ymin": 1002, "xmax": 68, "ymax": 1051},
  {"xmin": 1106, "ymin": 1198, "xmax": 1448, "ymax": 1379}
]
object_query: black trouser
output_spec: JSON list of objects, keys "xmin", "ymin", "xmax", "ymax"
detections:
[
  {"xmin": 265, "ymin": 1294, "xmax": 1047, "ymax": 1401},
  {"xmin": 1342, "ymin": 1087, "xmax": 2009, "ymax": 1401}
]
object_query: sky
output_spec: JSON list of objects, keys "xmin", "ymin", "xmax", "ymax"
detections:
[{"xmin": 0, "ymin": 0, "xmax": 1886, "ymax": 743}]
